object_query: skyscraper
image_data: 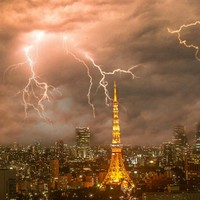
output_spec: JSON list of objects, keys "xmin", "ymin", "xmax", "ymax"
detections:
[
  {"xmin": 161, "ymin": 142, "xmax": 175, "ymax": 167},
  {"xmin": 100, "ymin": 82, "xmax": 134, "ymax": 190},
  {"xmin": 0, "ymin": 169, "xmax": 16, "ymax": 200},
  {"xmin": 172, "ymin": 125, "xmax": 187, "ymax": 148},
  {"xmin": 172, "ymin": 125, "xmax": 187, "ymax": 166},
  {"xmin": 55, "ymin": 140, "xmax": 64, "ymax": 154},
  {"xmin": 194, "ymin": 123, "xmax": 200, "ymax": 153},
  {"xmin": 50, "ymin": 159, "xmax": 59, "ymax": 190},
  {"xmin": 185, "ymin": 154, "xmax": 200, "ymax": 182},
  {"xmin": 76, "ymin": 127, "xmax": 91, "ymax": 159},
  {"xmin": 50, "ymin": 159, "xmax": 59, "ymax": 178}
]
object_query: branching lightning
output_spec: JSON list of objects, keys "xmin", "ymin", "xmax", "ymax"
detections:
[
  {"xmin": 22, "ymin": 44, "xmax": 54, "ymax": 120},
  {"xmin": 168, "ymin": 21, "xmax": 200, "ymax": 61},
  {"xmin": 63, "ymin": 37, "xmax": 95, "ymax": 116},
  {"xmin": 63, "ymin": 36, "xmax": 139, "ymax": 117},
  {"xmin": 85, "ymin": 53, "xmax": 138, "ymax": 105},
  {"xmin": 6, "ymin": 32, "xmax": 58, "ymax": 121},
  {"xmin": 6, "ymin": 32, "xmax": 139, "ymax": 120}
]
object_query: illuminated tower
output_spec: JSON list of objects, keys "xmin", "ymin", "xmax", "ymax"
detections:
[{"xmin": 100, "ymin": 82, "xmax": 134, "ymax": 190}]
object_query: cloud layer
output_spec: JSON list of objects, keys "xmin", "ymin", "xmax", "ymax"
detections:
[{"xmin": 1, "ymin": 0, "xmax": 200, "ymax": 145}]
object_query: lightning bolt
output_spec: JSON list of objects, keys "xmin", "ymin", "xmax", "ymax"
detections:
[
  {"xmin": 22, "ymin": 45, "xmax": 51, "ymax": 120},
  {"xmin": 63, "ymin": 37, "xmax": 95, "ymax": 117},
  {"xmin": 85, "ymin": 53, "xmax": 138, "ymax": 105},
  {"xmin": 168, "ymin": 21, "xmax": 200, "ymax": 61},
  {"xmin": 6, "ymin": 32, "xmax": 58, "ymax": 121},
  {"xmin": 63, "ymin": 36, "xmax": 139, "ymax": 117},
  {"xmin": 6, "ymin": 32, "xmax": 139, "ymax": 120}
]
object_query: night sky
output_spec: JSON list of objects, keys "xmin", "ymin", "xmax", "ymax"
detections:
[{"xmin": 1, "ymin": 0, "xmax": 200, "ymax": 145}]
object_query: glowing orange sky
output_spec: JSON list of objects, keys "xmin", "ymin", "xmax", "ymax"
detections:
[{"xmin": 1, "ymin": 0, "xmax": 200, "ymax": 145}]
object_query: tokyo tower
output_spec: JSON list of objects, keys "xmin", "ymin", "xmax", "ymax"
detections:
[{"xmin": 100, "ymin": 81, "xmax": 134, "ymax": 190}]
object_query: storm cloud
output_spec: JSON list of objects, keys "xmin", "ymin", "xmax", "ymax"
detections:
[{"xmin": 1, "ymin": 0, "xmax": 200, "ymax": 145}]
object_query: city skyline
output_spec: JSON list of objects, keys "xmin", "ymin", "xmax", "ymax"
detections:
[{"xmin": 1, "ymin": 1, "xmax": 200, "ymax": 145}]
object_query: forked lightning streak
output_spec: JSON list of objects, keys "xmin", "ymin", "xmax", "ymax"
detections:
[
  {"xmin": 168, "ymin": 21, "xmax": 200, "ymax": 61},
  {"xmin": 5, "ymin": 33, "xmax": 139, "ymax": 120}
]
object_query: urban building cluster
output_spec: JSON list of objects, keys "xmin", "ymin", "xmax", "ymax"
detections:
[
  {"xmin": 1, "ymin": 84, "xmax": 200, "ymax": 200},
  {"xmin": 0, "ymin": 124, "xmax": 200, "ymax": 200}
]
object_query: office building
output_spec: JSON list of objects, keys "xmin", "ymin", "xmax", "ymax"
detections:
[
  {"xmin": 0, "ymin": 169, "xmax": 16, "ymax": 200},
  {"xmin": 194, "ymin": 123, "xmax": 200, "ymax": 153},
  {"xmin": 172, "ymin": 125, "xmax": 187, "ymax": 165},
  {"xmin": 76, "ymin": 127, "xmax": 91, "ymax": 159}
]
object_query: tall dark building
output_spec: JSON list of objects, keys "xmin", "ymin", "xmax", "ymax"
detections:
[
  {"xmin": 172, "ymin": 125, "xmax": 187, "ymax": 166},
  {"xmin": 172, "ymin": 125, "xmax": 187, "ymax": 148},
  {"xmin": 76, "ymin": 127, "xmax": 91, "ymax": 159},
  {"xmin": 194, "ymin": 123, "xmax": 200, "ymax": 154},
  {"xmin": 185, "ymin": 154, "xmax": 200, "ymax": 182},
  {"xmin": 50, "ymin": 159, "xmax": 59, "ymax": 189},
  {"xmin": 55, "ymin": 140, "xmax": 64, "ymax": 155},
  {"xmin": 0, "ymin": 169, "xmax": 16, "ymax": 200},
  {"xmin": 161, "ymin": 142, "xmax": 175, "ymax": 167}
]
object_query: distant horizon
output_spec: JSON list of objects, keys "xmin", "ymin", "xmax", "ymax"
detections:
[{"xmin": 0, "ymin": 124, "xmax": 196, "ymax": 146}]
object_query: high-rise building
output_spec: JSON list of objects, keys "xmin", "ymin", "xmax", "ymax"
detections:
[
  {"xmin": 100, "ymin": 82, "xmax": 134, "ymax": 190},
  {"xmin": 0, "ymin": 169, "xmax": 16, "ymax": 200},
  {"xmin": 50, "ymin": 159, "xmax": 59, "ymax": 178},
  {"xmin": 160, "ymin": 142, "xmax": 175, "ymax": 167},
  {"xmin": 172, "ymin": 125, "xmax": 187, "ymax": 148},
  {"xmin": 185, "ymin": 154, "xmax": 200, "ymax": 181},
  {"xmin": 76, "ymin": 127, "xmax": 91, "ymax": 159},
  {"xmin": 50, "ymin": 159, "xmax": 59, "ymax": 190},
  {"xmin": 172, "ymin": 125, "xmax": 187, "ymax": 165},
  {"xmin": 194, "ymin": 123, "xmax": 200, "ymax": 153},
  {"xmin": 55, "ymin": 140, "xmax": 64, "ymax": 155}
]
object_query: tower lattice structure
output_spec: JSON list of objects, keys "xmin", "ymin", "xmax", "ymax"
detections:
[{"xmin": 100, "ymin": 82, "xmax": 134, "ymax": 189}]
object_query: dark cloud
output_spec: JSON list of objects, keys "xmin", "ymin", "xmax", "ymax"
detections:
[{"xmin": 1, "ymin": 0, "xmax": 200, "ymax": 145}]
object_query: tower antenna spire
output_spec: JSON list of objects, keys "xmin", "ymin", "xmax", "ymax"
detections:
[
  {"xmin": 113, "ymin": 80, "xmax": 117, "ymax": 102},
  {"xmin": 112, "ymin": 81, "xmax": 120, "ymax": 144}
]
